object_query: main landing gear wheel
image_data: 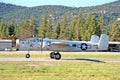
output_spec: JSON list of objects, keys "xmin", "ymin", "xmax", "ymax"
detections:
[
  {"xmin": 50, "ymin": 51, "xmax": 61, "ymax": 60},
  {"xmin": 26, "ymin": 53, "xmax": 30, "ymax": 58},
  {"xmin": 55, "ymin": 53, "xmax": 61, "ymax": 60},
  {"xmin": 50, "ymin": 52, "xmax": 55, "ymax": 59}
]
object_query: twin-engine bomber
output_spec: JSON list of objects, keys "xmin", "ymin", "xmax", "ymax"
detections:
[{"xmin": 16, "ymin": 34, "xmax": 109, "ymax": 60}]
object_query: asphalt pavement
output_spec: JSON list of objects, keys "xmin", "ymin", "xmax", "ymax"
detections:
[{"xmin": 0, "ymin": 51, "xmax": 120, "ymax": 63}]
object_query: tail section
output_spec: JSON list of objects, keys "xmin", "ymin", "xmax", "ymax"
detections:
[
  {"xmin": 98, "ymin": 34, "xmax": 109, "ymax": 50},
  {"xmin": 90, "ymin": 35, "xmax": 99, "ymax": 43}
]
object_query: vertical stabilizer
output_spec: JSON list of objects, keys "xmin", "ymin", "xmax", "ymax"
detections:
[
  {"xmin": 90, "ymin": 35, "xmax": 99, "ymax": 43},
  {"xmin": 98, "ymin": 34, "xmax": 109, "ymax": 50}
]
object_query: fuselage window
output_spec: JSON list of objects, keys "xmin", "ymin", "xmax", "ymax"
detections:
[{"xmin": 72, "ymin": 44, "xmax": 76, "ymax": 47}]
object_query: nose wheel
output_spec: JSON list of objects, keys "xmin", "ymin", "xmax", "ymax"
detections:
[
  {"xmin": 26, "ymin": 53, "xmax": 30, "ymax": 58},
  {"xmin": 50, "ymin": 51, "xmax": 61, "ymax": 60},
  {"xmin": 26, "ymin": 50, "xmax": 30, "ymax": 58}
]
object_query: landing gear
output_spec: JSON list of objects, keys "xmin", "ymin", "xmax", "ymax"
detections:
[
  {"xmin": 26, "ymin": 53, "xmax": 30, "ymax": 58},
  {"xmin": 25, "ymin": 51, "xmax": 61, "ymax": 60},
  {"xmin": 26, "ymin": 50, "xmax": 30, "ymax": 58},
  {"xmin": 50, "ymin": 52, "xmax": 55, "ymax": 59},
  {"xmin": 50, "ymin": 51, "xmax": 61, "ymax": 60},
  {"xmin": 55, "ymin": 52, "xmax": 61, "ymax": 60}
]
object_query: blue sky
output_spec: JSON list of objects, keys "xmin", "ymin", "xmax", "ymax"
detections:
[{"xmin": 0, "ymin": 0, "xmax": 117, "ymax": 7}]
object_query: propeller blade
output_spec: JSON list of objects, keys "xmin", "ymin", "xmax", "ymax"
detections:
[{"xmin": 41, "ymin": 38, "xmax": 43, "ymax": 53}]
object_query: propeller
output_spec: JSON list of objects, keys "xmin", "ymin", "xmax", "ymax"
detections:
[{"xmin": 40, "ymin": 38, "xmax": 43, "ymax": 53}]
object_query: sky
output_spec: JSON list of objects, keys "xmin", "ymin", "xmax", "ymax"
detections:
[{"xmin": 0, "ymin": 0, "xmax": 117, "ymax": 7}]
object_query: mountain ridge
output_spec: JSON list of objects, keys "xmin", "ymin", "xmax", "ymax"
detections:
[{"xmin": 0, "ymin": 0, "xmax": 120, "ymax": 24}]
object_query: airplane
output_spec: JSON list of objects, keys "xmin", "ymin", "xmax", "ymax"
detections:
[{"xmin": 16, "ymin": 34, "xmax": 109, "ymax": 60}]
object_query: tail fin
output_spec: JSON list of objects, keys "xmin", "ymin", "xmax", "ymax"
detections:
[
  {"xmin": 98, "ymin": 34, "xmax": 109, "ymax": 50},
  {"xmin": 90, "ymin": 35, "xmax": 99, "ymax": 43}
]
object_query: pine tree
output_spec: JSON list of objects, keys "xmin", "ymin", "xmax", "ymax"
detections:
[
  {"xmin": 83, "ymin": 13, "xmax": 92, "ymax": 41},
  {"xmin": 0, "ymin": 20, "xmax": 4, "ymax": 38},
  {"xmin": 59, "ymin": 16, "xmax": 69, "ymax": 39},
  {"xmin": 2, "ymin": 26, "xmax": 8, "ymax": 38},
  {"xmin": 0, "ymin": 20, "xmax": 8, "ymax": 38},
  {"xmin": 74, "ymin": 14, "xmax": 84, "ymax": 41},
  {"xmin": 98, "ymin": 15, "xmax": 106, "ymax": 34},
  {"xmin": 46, "ymin": 19, "xmax": 53, "ymax": 38},
  {"xmin": 110, "ymin": 20, "xmax": 120, "ymax": 41},
  {"xmin": 7, "ymin": 22, "xmax": 16, "ymax": 39},
  {"xmin": 51, "ymin": 22, "xmax": 61, "ymax": 39},
  {"xmin": 38, "ymin": 16, "xmax": 47, "ymax": 38},
  {"xmin": 20, "ymin": 19, "xmax": 30, "ymax": 38},
  {"xmin": 87, "ymin": 15, "xmax": 98, "ymax": 40},
  {"xmin": 29, "ymin": 17, "xmax": 38, "ymax": 37},
  {"xmin": 14, "ymin": 24, "xmax": 20, "ymax": 39},
  {"xmin": 69, "ymin": 19, "xmax": 76, "ymax": 40}
]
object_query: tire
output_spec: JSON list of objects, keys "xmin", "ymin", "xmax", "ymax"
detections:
[
  {"xmin": 80, "ymin": 43, "xmax": 87, "ymax": 51},
  {"xmin": 16, "ymin": 48, "xmax": 19, "ymax": 51},
  {"xmin": 55, "ymin": 53, "xmax": 61, "ymax": 60},
  {"xmin": 50, "ymin": 52, "xmax": 55, "ymax": 59},
  {"xmin": 26, "ymin": 54, "xmax": 30, "ymax": 58}
]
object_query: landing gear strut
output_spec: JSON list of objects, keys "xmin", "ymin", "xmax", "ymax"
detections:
[{"xmin": 50, "ymin": 51, "xmax": 61, "ymax": 60}]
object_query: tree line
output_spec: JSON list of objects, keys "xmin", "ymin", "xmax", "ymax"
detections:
[{"xmin": 0, "ymin": 14, "xmax": 120, "ymax": 41}]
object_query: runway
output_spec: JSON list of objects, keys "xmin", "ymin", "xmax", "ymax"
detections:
[
  {"xmin": 0, "ymin": 51, "xmax": 120, "ymax": 63},
  {"xmin": 0, "ymin": 58, "xmax": 120, "ymax": 63}
]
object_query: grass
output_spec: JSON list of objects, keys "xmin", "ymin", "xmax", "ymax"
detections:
[
  {"xmin": 0, "ymin": 61, "xmax": 120, "ymax": 80},
  {"xmin": 62, "ymin": 54, "xmax": 120, "ymax": 60},
  {"xmin": 0, "ymin": 51, "xmax": 120, "ymax": 80}
]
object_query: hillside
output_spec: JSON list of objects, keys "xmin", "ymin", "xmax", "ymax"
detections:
[
  {"xmin": 0, "ymin": 3, "xmax": 26, "ymax": 17},
  {"xmin": 0, "ymin": 0, "xmax": 120, "ymax": 24}
]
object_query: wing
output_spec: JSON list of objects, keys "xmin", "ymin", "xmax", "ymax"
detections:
[
  {"xmin": 48, "ymin": 42, "xmax": 70, "ymax": 51},
  {"xmin": 50, "ymin": 42, "xmax": 69, "ymax": 48}
]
